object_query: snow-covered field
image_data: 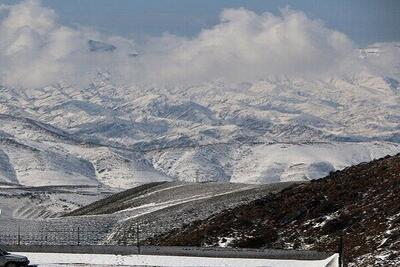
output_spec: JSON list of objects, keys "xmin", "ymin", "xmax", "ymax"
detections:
[{"xmin": 16, "ymin": 252, "xmax": 340, "ymax": 267}]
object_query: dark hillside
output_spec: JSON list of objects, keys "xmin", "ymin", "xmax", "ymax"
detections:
[
  {"xmin": 66, "ymin": 182, "xmax": 166, "ymax": 216},
  {"xmin": 147, "ymin": 154, "xmax": 400, "ymax": 266}
]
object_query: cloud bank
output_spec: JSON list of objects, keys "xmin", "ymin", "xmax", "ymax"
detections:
[{"xmin": 0, "ymin": 0, "xmax": 397, "ymax": 88}]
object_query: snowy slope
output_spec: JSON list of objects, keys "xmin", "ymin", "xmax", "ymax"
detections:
[
  {"xmin": 230, "ymin": 142, "xmax": 400, "ymax": 183},
  {"xmin": 0, "ymin": 115, "xmax": 171, "ymax": 187},
  {"xmin": 0, "ymin": 185, "xmax": 113, "ymax": 219}
]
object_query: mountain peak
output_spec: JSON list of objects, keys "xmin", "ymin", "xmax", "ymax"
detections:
[{"xmin": 88, "ymin": 40, "xmax": 116, "ymax": 52}]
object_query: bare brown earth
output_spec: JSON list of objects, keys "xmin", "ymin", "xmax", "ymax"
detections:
[{"xmin": 146, "ymin": 154, "xmax": 400, "ymax": 266}]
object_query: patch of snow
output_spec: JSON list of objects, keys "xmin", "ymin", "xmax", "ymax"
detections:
[{"xmin": 217, "ymin": 237, "xmax": 235, "ymax": 248}]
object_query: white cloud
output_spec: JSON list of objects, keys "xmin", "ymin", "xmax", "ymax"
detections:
[
  {"xmin": 140, "ymin": 8, "xmax": 359, "ymax": 84},
  {"xmin": 0, "ymin": 0, "xmax": 397, "ymax": 89},
  {"xmin": 0, "ymin": 0, "xmax": 137, "ymax": 88}
]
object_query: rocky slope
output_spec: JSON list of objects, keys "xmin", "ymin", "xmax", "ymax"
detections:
[
  {"xmin": 64, "ymin": 181, "xmax": 296, "ymax": 244},
  {"xmin": 147, "ymin": 154, "xmax": 400, "ymax": 266}
]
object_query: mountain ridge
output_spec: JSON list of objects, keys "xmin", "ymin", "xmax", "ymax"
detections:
[{"xmin": 1, "ymin": 62, "xmax": 400, "ymax": 187}]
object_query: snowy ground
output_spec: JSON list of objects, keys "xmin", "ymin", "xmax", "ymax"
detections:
[{"xmin": 17, "ymin": 252, "xmax": 339, "ymax": 267}]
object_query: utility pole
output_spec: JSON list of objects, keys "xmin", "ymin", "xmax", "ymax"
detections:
[
  {"xmin": 136, "ymin": 224, "xmax": 140, "ymax": 254},
  {"xmin": 17, "ymin": 225, "xmax": 21, "ymax": 246},
  {"xmin": 338, "ymin": 236, "xmax": 344, "ymax": 267},
  {"xmin": 77, "ymin": 227, "xmax": 80, "ymax": 246}
]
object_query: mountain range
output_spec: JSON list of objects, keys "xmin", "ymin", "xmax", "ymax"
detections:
[{"xmin": 0, "ymin": 43, "xmax": 399, "ymax": 188}]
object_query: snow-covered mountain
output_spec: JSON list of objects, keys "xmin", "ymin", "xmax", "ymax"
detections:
[{"xmin": 0, "ymin": 44, "xmax": 399, "ymax": 188}]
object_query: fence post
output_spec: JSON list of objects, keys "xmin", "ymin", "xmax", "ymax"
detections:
[
  {"xmin": 136, "ymin": 224, "xmax": 140, "ymax": 254},
  {"xmin": 338, "ymin": 236, "xmax": 344, "ymax": 267},
  {"xmin": 17, "ymin": 225, "xmax": 21, "ymax": 246},
  {"xmin": 77, "ymin": 227, "xmax": 80, "ymax": 246}
]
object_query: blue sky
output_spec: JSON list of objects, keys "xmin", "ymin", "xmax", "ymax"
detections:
[{"xmin": 2, "ymin": 0, "xmax": 400, "ymax": 46}]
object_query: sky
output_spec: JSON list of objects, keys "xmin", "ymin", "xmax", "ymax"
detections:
[
  {"xmin": 1, "ymin": 0, "xmax": 400, "ymax": 46},
  {"xmin": 0, "ymin": 0, "xmax": 399, "ymax": 88}
]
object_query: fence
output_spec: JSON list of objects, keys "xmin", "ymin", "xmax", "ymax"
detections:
[
  {"xmin": 0, "ymin": 222, "xmax": 345, "ymax": 266},
  {"xmin": 0, "ymin": 224, "xmax": 141, "ymax": 247}
]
